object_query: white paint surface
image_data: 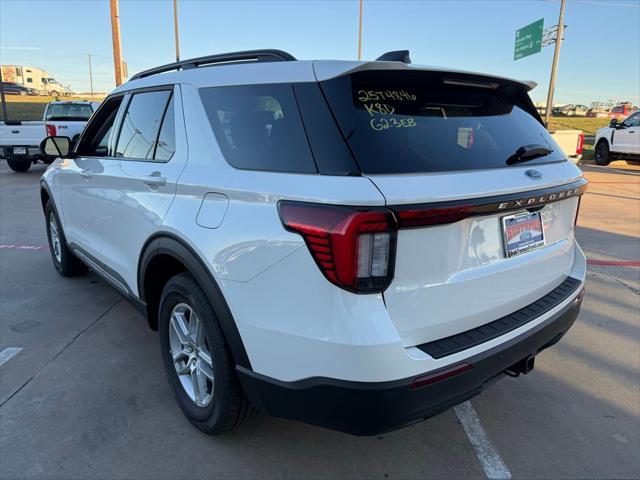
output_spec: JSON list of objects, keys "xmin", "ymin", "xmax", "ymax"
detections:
[
  {"xmin": 0, "ymin": 347, "xmax": 23, "ymax": 367},
  {"xmin": 455, "ymin": 401, "xmax": 512, "ymax": 480}
]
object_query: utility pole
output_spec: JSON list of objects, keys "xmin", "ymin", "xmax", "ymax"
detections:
[
  {"xmin": 173, "ymin": 0, "xmax": 181, "ymax": 62},
  {"xmin": 357, "ymin": 0, "xmax": 364, "ymax": 60},
  {"xmin": 110, "ymin": 0, "xmax": 124, "ymax": 86},
  {"xmin": 544, "ymin": 0, "xmax": 566, "ymax": 127},
  {"xmin": 88, "ymin": 55, "xmax": 94, "ymax": 97}
]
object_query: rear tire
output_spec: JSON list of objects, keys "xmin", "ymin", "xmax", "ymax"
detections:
[
  {"xmin": 45, "ymin": 201, "xmax": 87, "ymax": 276},
  {"xmin": 159, "ymin": 272, "xmax": 257, "ymax": 435},
  {"xmin": 7, "ymin": 158, "xmax": 31, "ymax": 172},
  {"xmin": 595, "ymin": 140, "xmax": 611, "ymax": 166}
]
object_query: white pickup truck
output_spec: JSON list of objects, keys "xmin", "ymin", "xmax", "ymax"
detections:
[
  {"xmin": 594, "ymin": 111, "xmax": 640, "ymax": 165},
  {"xmin": 549, "ymin": 129, "xmax": 584, "ymax": 163},
  {"xmin": 0, "ymin": 100, "xmax": 99, "ymax": 172}
]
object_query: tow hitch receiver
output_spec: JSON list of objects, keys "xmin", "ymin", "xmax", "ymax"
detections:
[{"xmin": 505, "ymin": 355, "xmax": 535, "ymax": 377}]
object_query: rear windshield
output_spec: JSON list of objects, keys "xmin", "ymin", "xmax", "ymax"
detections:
[
  {"xmin": 321, "ymin": 70, "xmax": 565, "ymax": 174},
  {"xmin": 45, "ymin": 103, "xmax": 93, "ymax": 121}
]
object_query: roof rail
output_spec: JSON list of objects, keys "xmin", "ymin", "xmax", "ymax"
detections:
[{"xmin": 130, "ymin": 49, "xmax": 297, "ymax": 81}]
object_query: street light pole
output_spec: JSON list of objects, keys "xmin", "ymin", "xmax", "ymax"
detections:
[
  {"xmin": 357, "ymin": 0, "xmax": 363, "ymax": 60},
  {"xmin": 173, "ymin": 0, "xmax": 181, "ymax": 62},
  {"xmin": 88, "ymin": 54, "xmax": 94, "ymax": 97},
  {"xmin": 110, "ymin": 0, "xmax": 124, "ymax": 86},
  {"xmin": 544, "ymin": 0, "xmax": 566, "ymax": 127}
]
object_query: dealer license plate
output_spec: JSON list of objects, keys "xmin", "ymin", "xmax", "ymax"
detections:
[{"xmin": 502, "ymin": 211, "xmax": 545, "ymax": 258}]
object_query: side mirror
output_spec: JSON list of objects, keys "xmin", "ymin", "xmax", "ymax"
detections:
[
  {"xmin": 609, "ymin": 118, "xmax": 618, "ymax": 127},
  {"xmin": 40, "ymin": 136, "xmax": 73, "ymax": 158}
]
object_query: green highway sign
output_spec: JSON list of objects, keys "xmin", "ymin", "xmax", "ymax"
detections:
[{"xmin": 514, "ymin": 18, "xmax": 544, "ymax": 60}]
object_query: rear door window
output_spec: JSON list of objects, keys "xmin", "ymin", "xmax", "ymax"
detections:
[
  {"xmin": 200, "ymin": 84, "xmax": 316, "ymax": 173},
  {"xmin": 321, "ymin": 70, "xmax": 565, "ymax": 174},
  {"xmin": 115, "ymin": 89, "xmax": 173, "ymax": 160}
]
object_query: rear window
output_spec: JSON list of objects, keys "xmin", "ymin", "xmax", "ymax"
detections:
[
  {"xmin": 200, "ymin": 84, "xmax": 316, "ymax": 173},
  {"xmin": 321, "ymin": 70, "xmax": 565, "ymax": 174},
  {"xmin": 45, "ymin": 103, "xmax": 94, "ymax": 121}
]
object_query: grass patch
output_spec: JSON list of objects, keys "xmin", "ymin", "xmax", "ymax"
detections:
[
  {"xmin": 1, "ymin": 95, "xmax": 103, "ymax": 122},
  {"xmin": 547, "ymin": 117, "xmax": 611, "ymax": 136},
  {"xmin": 0, "ymin": 102, "xmax": 46, "ymax": 122}
]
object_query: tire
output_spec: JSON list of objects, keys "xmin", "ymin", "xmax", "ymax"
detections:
[
  {"xmin": 595, "ymin": 140, "xmax": 611, "ymax": 166},
  {"xmin": 159, "ymin": 272, "xmax": 257, "ymax": 434},
  {"xmin": 44, "ymin": 201, "xmax": 87, "ymax": 276},
  {"xmin": 50, "ymin": 90, "xmax": 59, "ymax": 97},
  {"xmin": 6, "ymin": 158, "xmax": 31, "ymax": 172},
  {"xmin": 19, "ymin": 90, "xmax": 27, "ymax": 96}
]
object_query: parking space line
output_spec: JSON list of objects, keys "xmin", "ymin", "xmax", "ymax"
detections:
[
  {"xmin": 0, "ymin": 348, "xmax": 23, "ymax": 367},
  {"xmin": 587, "ymin": 259, "xmax": 640, "ymax": 267},
  {"xmin": 455, "ymin": 401, "xmax": 512, "ymax": 480},
  {"xmin": 0, "ymin": 244, "xmax": 49, "ymax": 251}
]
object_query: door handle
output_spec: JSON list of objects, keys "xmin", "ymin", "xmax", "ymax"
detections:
[
  {"xmin": 139, "ymin": 172, "xmax": 166, "ymax": 187},
  {"xmin": 80, "ymin": 169, "xmax": 92, "ymax": 179}
]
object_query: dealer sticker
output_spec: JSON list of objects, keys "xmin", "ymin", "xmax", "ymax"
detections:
[{"xmin": 502, "ymin": 211, "xmax": 545, "ymax": 258}]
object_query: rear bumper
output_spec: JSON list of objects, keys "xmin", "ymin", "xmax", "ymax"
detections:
[
  {"xmin": 238, "ymin": 286, "xmax": 584, "ymax": 435},
  {"xmin": 1, "ymin": 146, "xmax": 40, "ymax": 159}
]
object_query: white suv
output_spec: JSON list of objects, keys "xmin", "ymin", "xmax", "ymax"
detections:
[{"xmin": 39, "ymin": 49, "xmax": 587, "ymax": 436}]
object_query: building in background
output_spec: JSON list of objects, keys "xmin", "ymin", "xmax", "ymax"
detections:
[{"xmin": 1, "ymin": 65, "xmax": 72, "ymax": 96}]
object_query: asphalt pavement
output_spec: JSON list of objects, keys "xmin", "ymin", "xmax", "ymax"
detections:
[{"xmin": 0, "ymin": 159, "xmax": 638, "ymax": 480}]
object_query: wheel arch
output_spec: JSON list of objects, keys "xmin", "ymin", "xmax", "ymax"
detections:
[
  {"xmin": 138, "ymin": 233, "xmax": 252, "ymax": 370},
  {"xmin": 40, "ymin": 183, "xmax": 51, "ymax": 213}
]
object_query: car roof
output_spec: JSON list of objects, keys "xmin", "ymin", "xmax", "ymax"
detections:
[{"xmin": 114, "ymin": 58, "xmax": 536, "ymax": 94}]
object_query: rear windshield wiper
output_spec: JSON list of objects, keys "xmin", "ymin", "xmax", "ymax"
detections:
[{"xmin": 506, "ymin": 144, "xmax": 553, "ymax": 165}]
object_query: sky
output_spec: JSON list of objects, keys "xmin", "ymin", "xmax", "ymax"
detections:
[{"xmin": 0, "ymin": 0, "xmax": 639, "ymax": 106}]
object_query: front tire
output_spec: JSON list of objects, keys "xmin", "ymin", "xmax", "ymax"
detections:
[
  {"xmin": 595, "ymin": 140, "xmax": 611, "ymax": 166},
  {"xmin": 7, "ymin": 158, "xmax": 31, "ymax": 172},
  {"xmin": 45, "ymin": 201, "xmax": 87, "ymax": 276},
  {"xmin": 159, "ymin": 272, "xmax": 257, "ymax": 434}
]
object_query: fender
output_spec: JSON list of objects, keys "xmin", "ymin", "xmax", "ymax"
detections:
[
  {"xmin": 138, "ymin": 233, "xmax": 252, "ymax": 370},
  {"xmin": 40, "ymin": 180, "xmax": 54, "ymax": 213}
]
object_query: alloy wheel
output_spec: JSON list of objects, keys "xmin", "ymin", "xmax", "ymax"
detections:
[
  {"xmin": 49, "ymin": 213, "xmax": 62, "ymax": 263},
  {"xmin": 169, "ymin": 303, "xmax": 214, "ymax": 407}
]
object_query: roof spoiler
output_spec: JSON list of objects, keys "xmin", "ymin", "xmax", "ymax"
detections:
[{"xmin": 376, "ymin": 50, "xmax": 411, "ymax": 64}]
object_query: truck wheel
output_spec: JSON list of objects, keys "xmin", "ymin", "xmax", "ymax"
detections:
[
  {"xmin": 45, "ymin": 201, "xmax": 87, "ymax": 277},
  {"xmin": 6, "ymin": 158, "xmax": 31, "ymax": 172},
  {"xmin": 158, "ymin": 272, "xmax": 258, "ymax": 435},
  {"xmin": 50, "ymin": 90, "xmax": 59, "ymax": 97},
  {"xmin": 595, "ymin": 140, "xmax": 611, "ymax": 166}
]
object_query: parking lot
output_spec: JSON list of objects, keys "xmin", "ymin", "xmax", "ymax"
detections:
[{"xmin": 0, "ymin": 159, "xmax": 638, "ymax": 479}]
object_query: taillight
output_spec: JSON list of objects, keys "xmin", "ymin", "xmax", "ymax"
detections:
[
  {"xmin": 394, "ymin": 205, "xmax": 474, "ymax": 229},
  {"xmin": 576, "ymin": 132, "xmax": 584, "ymax": 155},
  {"xmin": 278, "ymin": 202, "xmax": 396, "ymax": 293},
  {"xmin": 45, "ymin": 124, "xmax": 56, "ymax": 137}
]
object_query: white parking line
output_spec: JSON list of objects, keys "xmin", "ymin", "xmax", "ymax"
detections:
[
  {"xmin": 455, "ymin": 401, "xmax": 512, "ymax": 480},
  {"xmin": 0, "ymin": 347, "xmax": 23, "ymax": 367}
]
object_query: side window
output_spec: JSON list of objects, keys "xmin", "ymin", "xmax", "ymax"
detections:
[
  {"xmin": 153, "ymin": 95, "xmax": 176, "ymax": 161},
  {"xmin": 200, "ymin": 84, "xmax": 316, "ymax": 173},
  {"xmin": 115, "ymin": 90, "xmax": 172, "ymax": 160},
  {"xmin": 76, "ymin": 96, "xmax": 124, "ymax": 157},
  {"xmin": 623, "ymin": 112, "xmax": 640, "ymax": 127}
]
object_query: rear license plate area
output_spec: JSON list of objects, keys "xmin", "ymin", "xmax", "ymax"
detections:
[
  {"xmin": 13, "ymin": 147, "xmax": 27, "ymax": 155},
  {"xmin": 502, "ymin": 211, "xmax": 545, "ymax": 258}
]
